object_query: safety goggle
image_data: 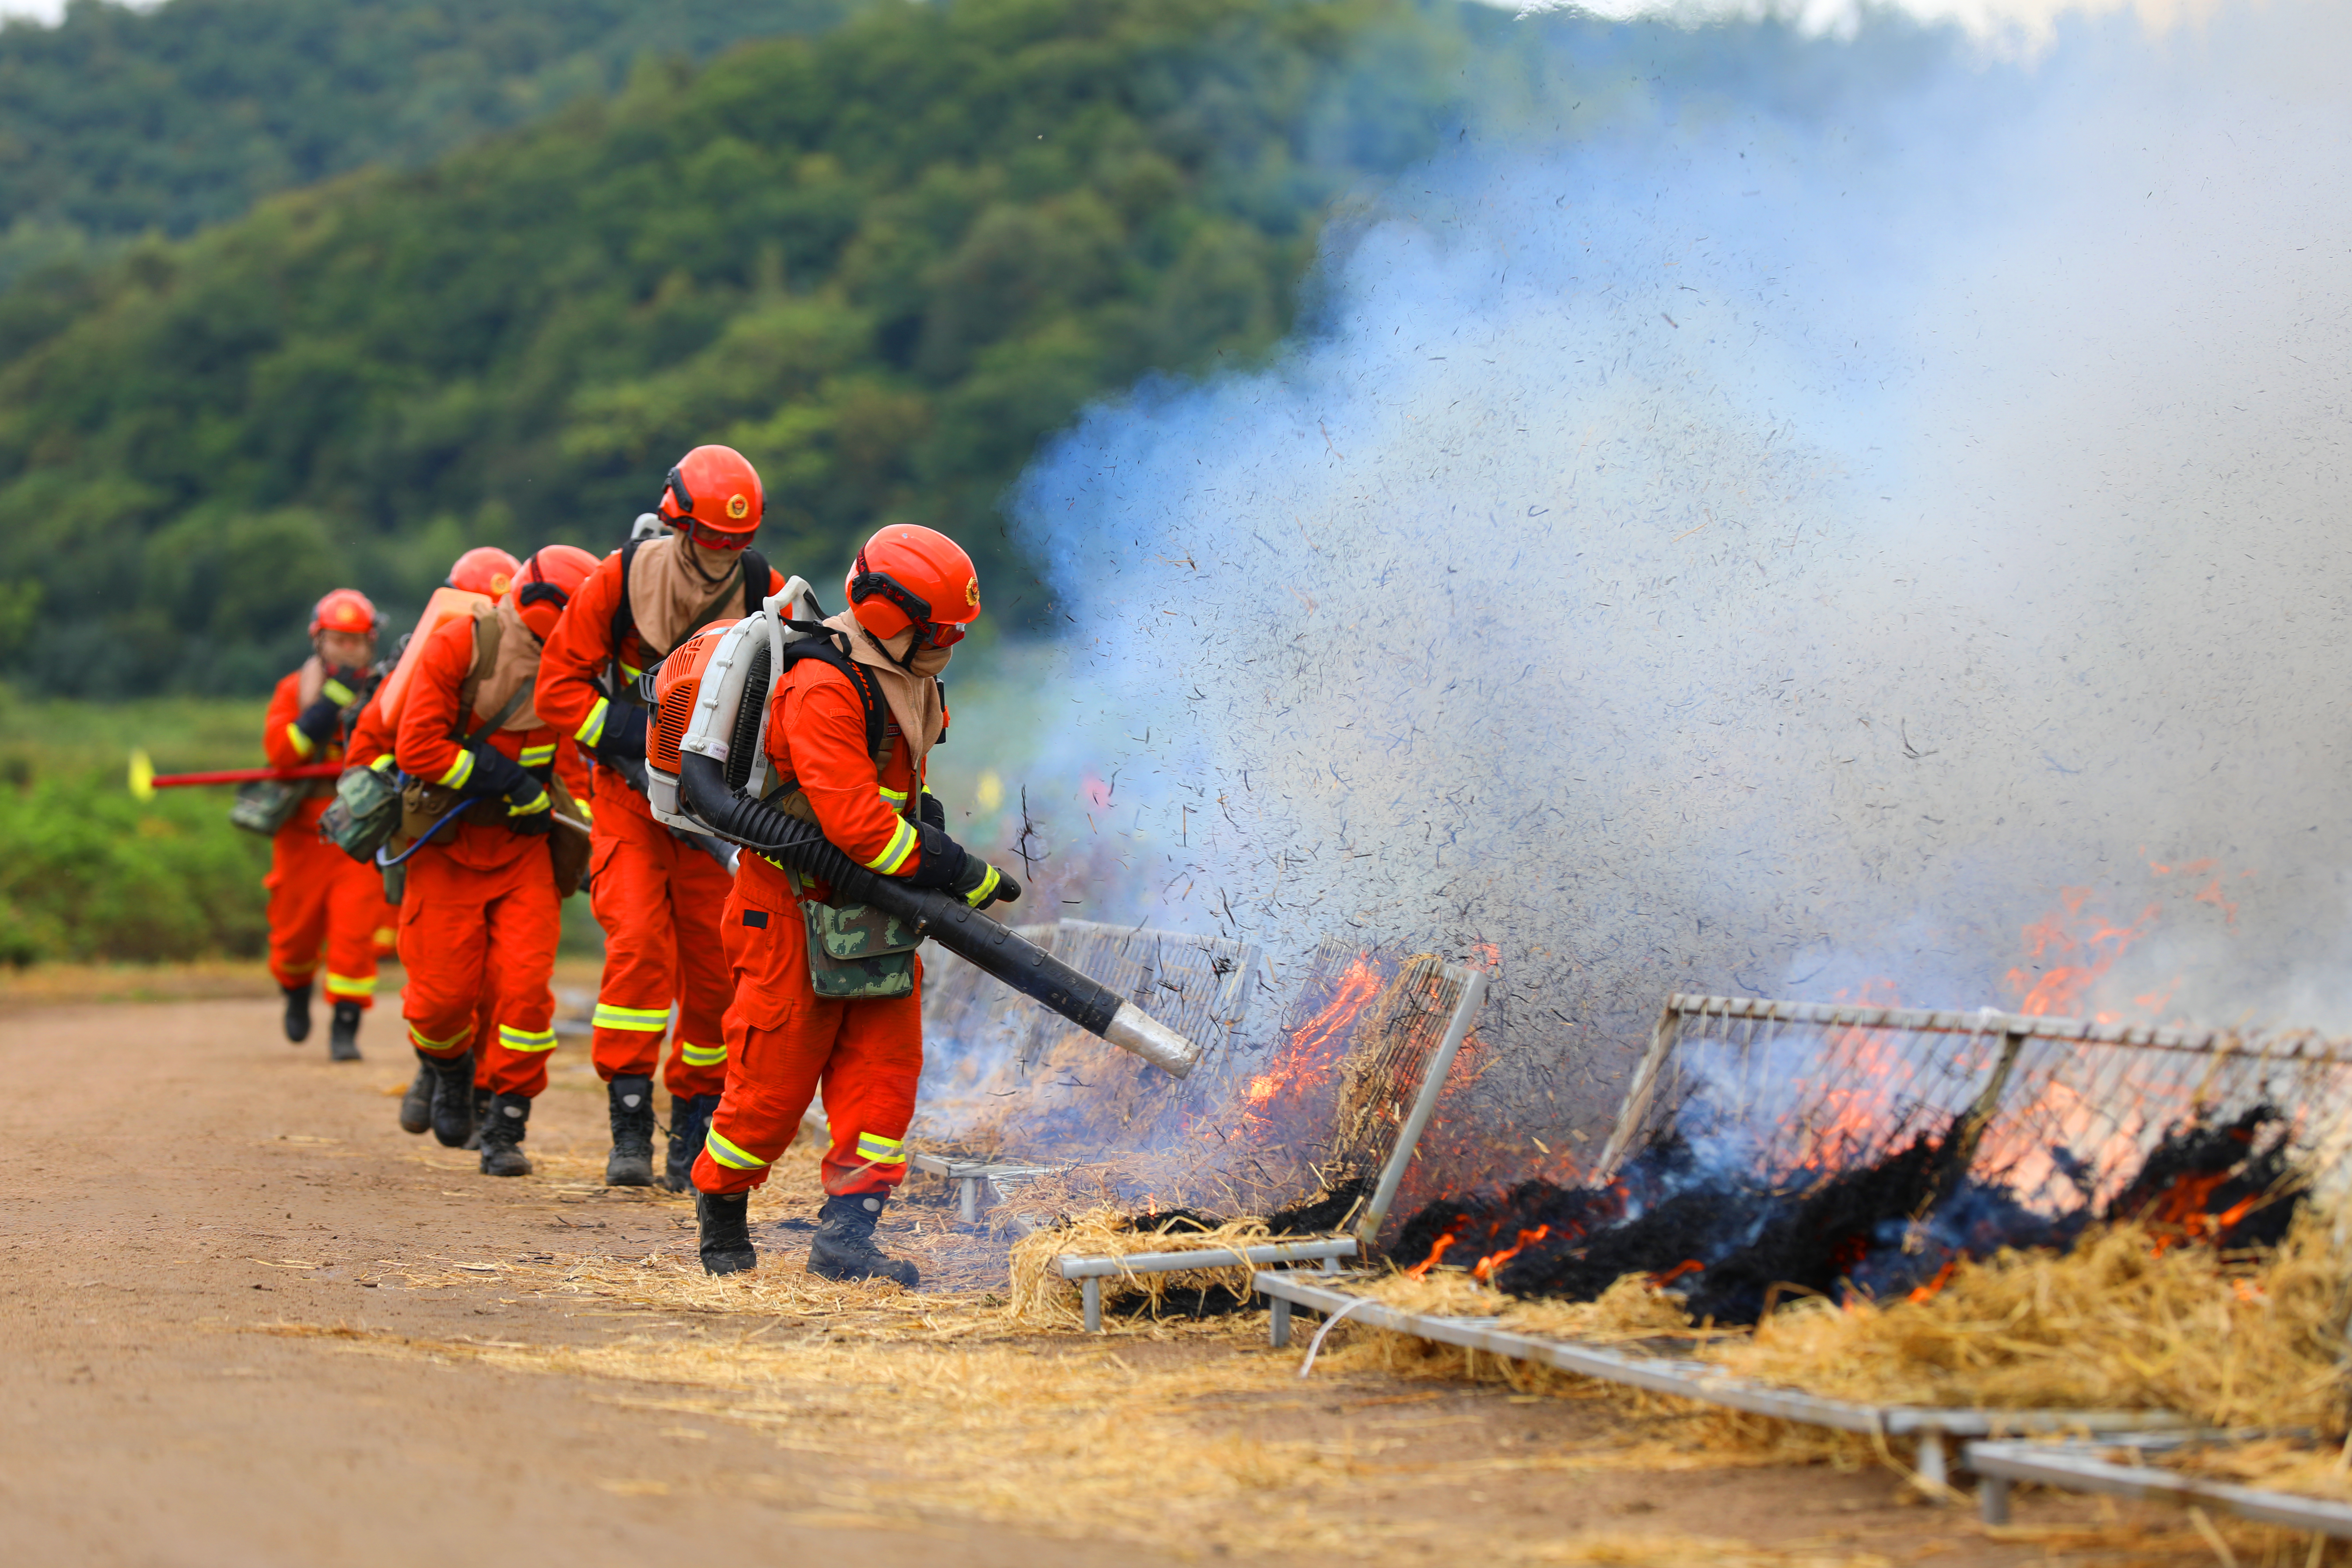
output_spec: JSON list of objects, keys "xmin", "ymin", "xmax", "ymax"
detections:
[{"xmin": 678, "ymin": 516, "xmax": 753, "ymax": 551}]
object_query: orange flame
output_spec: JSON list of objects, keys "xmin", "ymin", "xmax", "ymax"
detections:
[
  {"xmin": 1651, "ymin": 1259, "xmax": 1704, "ymax": 1288},
  {"xmin": 1905, "ymin": 1259, "xmax": 1958, "ymax": 1303},
  {"xmin": 2006, "ymin": 889, "xmax": 2160, "ymax": 1018},
  {"xmin": 1404, "ymin": 1229, "xmax": 1461, "ymax": 1280},
  {"xmin": 1470, "ymin": 1225, "xmax": 1550, "ymax": 1283}
]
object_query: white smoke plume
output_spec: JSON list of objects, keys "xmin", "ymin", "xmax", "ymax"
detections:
[{"xmin": 988, "ymin": 2, "xmax": 2352, "ymax": 1183}]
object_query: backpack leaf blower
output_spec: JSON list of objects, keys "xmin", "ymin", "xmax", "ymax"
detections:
[{"xmin": 643, "ymin": 580, "xmax": 1203, "ymax": 1080}]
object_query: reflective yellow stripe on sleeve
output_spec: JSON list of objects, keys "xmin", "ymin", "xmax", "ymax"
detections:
[
  {"xmin": 285, "ymin": 724, "xmax": 316, "ymax": 759},
  {"xmin": 592, "ymin": 1002, "xmax": 671, "ymax": 1033},
  {"xmin": 576, "ymin": 696, "xmax": 608, "ymax": 748},
  {"xmin": 677, "ymin": 1039, "xmax": 727, "ymax": 1068},
  {"xmin": 435, "ymin": 750, "xmax": 475, "ymax": 790},
  {"xmin": 519, "ymin": 743, "xmax": 555, "ymax": 767},
  {"xmin": 864, "ymin": 817, "xmax": 918, "ymax": 875},
  {"xmin": 877, "ymin": 784, "xmax": 909, "ymax": 806},
  {"xmin": 370, "ymin": 753, "xmax": 395, "ymax": 772},
  {"xmin": 705, "ymin": 1129, "xmax": 768, "ymax": 1170},
  {"xmin": 497, "ymin": 1024, "xmax": 558, "ymax": 1055},
  {"xmin": 961, "ymin": 864, "xmax": 1002, "ymax": 908}
]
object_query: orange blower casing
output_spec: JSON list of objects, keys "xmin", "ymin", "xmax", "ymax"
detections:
[{"xmin": 644, "ymin": 621, "xmax": 740, "ymax": 828}]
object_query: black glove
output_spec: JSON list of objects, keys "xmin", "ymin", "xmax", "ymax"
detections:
[
  {"xmin": 952, "ymin": 856, "xmax": 1020, "ymax": 910},
  {"xmin": 505, "ymin": 778, "xmax": 554, "ymax": 835},
  {"xmin": 294, "ymin": 695, "xmax": 343, "ymax": 746},
  {"xmin": 320, "ymin": 664, "xmax": 368, "ymax": 709},
  {"xmin": 463, "ymin": 746, "xmax": 551, "ymax": 832},
  {"xmin": 919, "ymin": 790, "xmax": 945, "ymax": 830},
  {"xmin": 906, "ymin": 821, "xmax": 1018, "ymax": 908},
  {"xmin": 595, "ymin": 701, "xmax": 649, "ymax": 769}
]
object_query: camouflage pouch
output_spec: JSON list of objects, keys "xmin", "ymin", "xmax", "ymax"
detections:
[
  {"xmin": 785, "ymin": 866, "xmax": 920, "ymax": 1000},
  {"xmin": 228, "ymin": 778, "xmax": 304, "ymax": 837},
  {"xmin": 321, "ymin": 763, "xmax": 403, "ymax": 864}
]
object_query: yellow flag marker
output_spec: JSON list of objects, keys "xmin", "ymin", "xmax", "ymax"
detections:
[{"xmin": 128, "ymin": 748, "xmax": 156, "ymax": 802}]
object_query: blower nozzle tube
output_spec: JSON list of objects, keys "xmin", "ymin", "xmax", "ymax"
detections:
[{"xmin": 678, "ymin": 753, "xmax": 1200, "ymax": 1078}]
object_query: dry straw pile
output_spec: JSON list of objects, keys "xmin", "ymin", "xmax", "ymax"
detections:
[
  {"xmin": 1344, "ymin": 1216, "xmax": 2352, "ymax": 1438},
  {"xmin": 1007, "ymin": 1206, "xmax": 1280, "ymax": 1328}
]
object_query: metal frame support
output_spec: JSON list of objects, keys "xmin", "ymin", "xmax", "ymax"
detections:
[
  {"xmin": 1964, "ymin": 1438, "xmax": 2352, "ymax": 1538},
  {"xmin": 1256, "ymin": 1272, "xmax": 2186, "ymax": 1455},
  {"xmin": 1055, "ymin": 1239, "xmax": 1360, "ymax": 1333},
  {"xmin": 1356, "ymin": 966, "xmax": 1489, "ymax": 1246}
]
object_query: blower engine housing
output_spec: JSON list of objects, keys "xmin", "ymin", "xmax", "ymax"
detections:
[{"xmin": 645, "ymin": 576, "xmax": 825, "ymax": 834}]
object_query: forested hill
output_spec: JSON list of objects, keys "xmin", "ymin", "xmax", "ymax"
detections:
[
  {"xmin": 0, "ymin": 0, "xmax": 1938, "ymax": 697},
  {"xmin": 0, "ymin": 0, "xmax": 851, "ymax": 283}
]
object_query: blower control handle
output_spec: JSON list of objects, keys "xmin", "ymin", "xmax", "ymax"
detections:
[{"xmin": 677, "ymin": 752, "xmax": 1199, "ymax": 1077}]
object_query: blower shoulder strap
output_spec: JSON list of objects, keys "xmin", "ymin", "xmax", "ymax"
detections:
[
  {"xmin": 740, "ymin": 548, "xmax": 768, "ymax": 616},
  {"xmin": 775, "ymin": 624, "xmax": 887, "ymax": 761},
  {"xmin": 606, "ymin": 538, "xmax": 643, "ymax": 692}
]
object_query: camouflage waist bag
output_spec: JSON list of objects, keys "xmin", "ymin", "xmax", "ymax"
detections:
[
  {"xmin": 228, "ymin": 778, "xmax": 306, "ymax": 837},
  {"xmin": 320, "ymin": 763, "xmax": 403, "ymax": 863},
  {"xmin": 783, "ymin": 865, "xmax": 922, "ymax": 1000}
]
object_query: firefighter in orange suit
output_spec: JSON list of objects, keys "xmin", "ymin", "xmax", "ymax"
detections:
[
  {"xmin": 368, "ymin": 547, "xmax": 521, "ymax": 1143},
  {"xmin": 691, "ymin": 525, "xmax": 1021, "ymax": 1281},
  {"xmin": 265, "ymin": 588, "xmax": 384, "ymax": 1060},
  {"xmin": 395, "ymin": 545, "xmax": 598, "ymax": 1173},
  {"xmin": 537, "ymin": 446, "xmax": 784, "ymax": 1190}
]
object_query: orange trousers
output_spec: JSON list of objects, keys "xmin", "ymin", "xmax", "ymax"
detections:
[
  {"xmin": 585, "ymin": 777, "xmax": 733, "ymax": 1096},
  {"xmin": 690, "ymin": 878, "xmax": 923, "ymax": 1198},
  {"xmin": 397, "ymin": 844, "xmax": 560, "ymax": 1098},
  {"xmin": 266, "ymin": 815, "xmax": 382, "ymax": 1009}
]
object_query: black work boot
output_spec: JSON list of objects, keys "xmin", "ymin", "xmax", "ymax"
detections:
[
  {"xmin": 327, "ymin": 1001, "xmax": 363, "ymax": 1062},
  {"xmin": 421, "ymin": 1050, "xmax": 475, "ymax": 1148},
  {"xmin": 462, "ymin": 1085, "xmax": 491, "ymax": 1151},
  {"xmin": 397, "ymin": 1062, "xmax": 433, "ymax": 1136},
  {"xmin": 281, "ymin": 983, "xmax": 313, "ymax": 1043},
  {"xmin": 663, "ymin": 1092, "xmax": 720, "ymax": 1192},
  {"xmin": 604, "ymin": 1075, "xmax": 656, "ymax": 1187},
  {"xmin": 808, "ymin": 1192, "xmax": 919, "ymax": 1288},
  {"xmin": 696, "ymin": 1190, "xmax": 756, "ymax": 1275},
  {"xmin": 478, "ymin": 1091, "xmax": 533, "ymax": 1177}
]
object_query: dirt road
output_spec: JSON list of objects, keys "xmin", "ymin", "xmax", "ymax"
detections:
[{"xmin": 0, "ymin": 993, "xmax": 2192, "ymax": 1567}]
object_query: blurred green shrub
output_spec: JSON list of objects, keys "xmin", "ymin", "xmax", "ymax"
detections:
[{"xmin": 0, "ymin": 685, "xmax": 272, "ymax": 963}]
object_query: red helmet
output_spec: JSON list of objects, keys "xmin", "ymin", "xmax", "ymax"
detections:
[
  {"xmin": 446, "ymin": 546, "xmax": 520, "ymax": 598},
  {"xmin": 658, "ymin": 444, "xmax": 764, "ymax": 552},
  {"xmin": 509, "ymin": 544, "xmax": 600, "ymax": 640},
  {"xmin": 310, "ymin": 588, "xmax": 379, "ymax": 639},
  {"xmin": 845, "ymin": 525, "xmax": 981, "ymax": 648}
]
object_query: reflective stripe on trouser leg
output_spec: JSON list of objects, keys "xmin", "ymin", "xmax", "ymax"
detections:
[
  {"xmin": 586, "ymin": 789, "xmax": 678, "ymax": 1083},
  {"xmin": 665, "ymin": 836, "xmax": 738, "ymax": 1098},
  {"xmin": 322, "ymin": 849, "xmax": 382, "ymax": 1009},
  {"xmin": 703, "ymin": 1129, "xmax": 769, "ymax": 1171},
  {"xmin": 468, "ymin": 859, "xmax": 562, "ymax": 1100},
  {"xmin": 265, "ymin": 826, "xmax": 330, "ymax": 992},
  {"xmin": 408, "ymin": 1020, "xmax": 472, "ymax": 1058}
]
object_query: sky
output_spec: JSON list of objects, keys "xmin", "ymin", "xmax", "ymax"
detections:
[{"xmin": 0, "ymin": 0, "xmax": 2237, "ymax": 40}]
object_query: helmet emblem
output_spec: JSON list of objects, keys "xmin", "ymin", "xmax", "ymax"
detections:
[
  {"xmin": 964, "ymin": 575, "xmax": 980, "ymax": 608},
  {"xmin": 727, "ymin": 493, "xmax": 750, "ymax": 520}
]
